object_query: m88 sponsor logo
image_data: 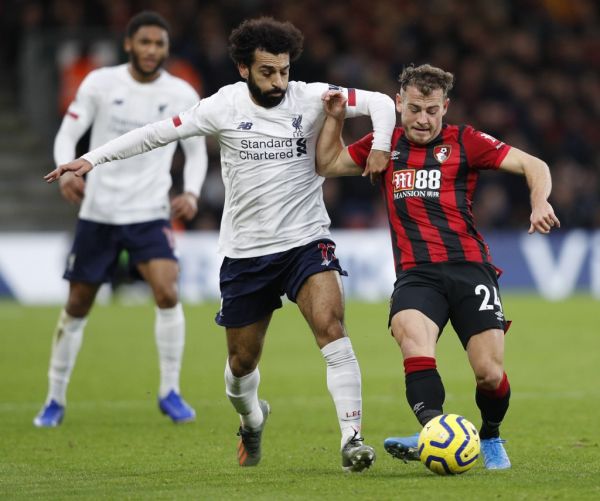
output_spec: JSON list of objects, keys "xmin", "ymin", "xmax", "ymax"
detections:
[{"xmin": 393, "ymin": 169, "xmax": 441, "ymax": 191}]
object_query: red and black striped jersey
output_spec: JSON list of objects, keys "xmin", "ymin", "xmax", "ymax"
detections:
[{"xmin": 348, "ymin": 124, "xmax": 511, "ymax": 272}]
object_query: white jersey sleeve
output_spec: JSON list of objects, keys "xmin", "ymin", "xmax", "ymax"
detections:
[
  {"xmin": 81, "ymin": 117, "xmax": 179, "ymax": 166},
  {"xmin": 180, "ymin": 135, "xmax": 208, "ymax": 198},
  {"xmin": 81, "ymin": 93, "xmax": 221, "ymax": 168},
  {"xmin": 299, "ymin": 82, "xmax": 395, "ymax": 152},
  {"xmin": 53, "ymin": 71, "xmax": 100, "ymax": 166},
  {"xmin": 176, "ymin": 87, "xmax": 208, "ymax": 197},
  {"xmin": 343, "ymin": 88, "xmax": 395, "ymax": 151}
]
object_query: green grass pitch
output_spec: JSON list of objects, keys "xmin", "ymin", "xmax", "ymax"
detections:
[{"xmin": 1, "ymin": 295, "xmax": 598, "ymax": 499}]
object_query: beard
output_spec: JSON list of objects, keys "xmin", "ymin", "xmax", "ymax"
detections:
[
  {"xmin": 130, "ymin": 50, "xmax": 165, "ymax": 78},
  {"xmin": 247, "ymin": 72, "xmax": 286, "ymax": 108}
]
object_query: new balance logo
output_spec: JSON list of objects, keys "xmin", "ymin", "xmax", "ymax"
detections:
[{"xmin": 237, "ymin": 122, "xmax": 253, "ymax": 130}]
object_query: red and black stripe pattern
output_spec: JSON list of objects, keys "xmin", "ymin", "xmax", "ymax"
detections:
[{"xmin": 349, "ymin": 124, "xmax": 510, "ymax": 273}]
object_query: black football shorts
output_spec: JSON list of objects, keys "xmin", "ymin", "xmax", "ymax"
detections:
[
  {"xmin": 389, "ymin": 261, "xmax": 509, "ymax": 349},
  {"xmin": 64, "ymin": 218, "xmax": 177, "ymax": 284},
  {"xmin": 215, "ymin": 238, "xmax": 347, "ymax": 328}
]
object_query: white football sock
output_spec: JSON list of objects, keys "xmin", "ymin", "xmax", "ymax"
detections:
[
  {"xmin": 320, "ymin": 336, "xmax": 363, "ymax": 449},
  {"xmin": 155, "ymin": 303, "xmax": 185, "ymax": 398},
  {"xmin": 47, "ymin": 309, "xmax": 87, "ymax": 405},
  {"xmin": 224, "ymin": 360, "xmax": 263, "ymax": 430}
]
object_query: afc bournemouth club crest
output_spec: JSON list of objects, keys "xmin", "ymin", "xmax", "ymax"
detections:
[{"xmin": 433, "ymin": 145, "xmax": 452, "ymax": 163}]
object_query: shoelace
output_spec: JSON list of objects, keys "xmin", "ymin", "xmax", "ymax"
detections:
[{"xmin": 345, "ymin": 429, "xmax": 365, "ymax": 448}]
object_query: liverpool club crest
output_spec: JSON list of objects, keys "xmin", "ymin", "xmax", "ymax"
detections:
[{"xmin": 433, "ymin": 145, "xmax": 452, "ymax": 163}]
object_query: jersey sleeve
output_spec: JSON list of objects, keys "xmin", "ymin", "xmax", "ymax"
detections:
[
  {"xmin": 347, "ymin": 132, "xmax": 374, "ymax": 168},
  {"xmin": 81, "ymin": 90, "xmax": 221, "ymax": 167},
  {"xmin": 304, "ymin": 82, "xmax": 394, "ymax": 151},
  {"xmin": 462, "ymin": 125, "xmax": 511, "ymax": 170},
  {"xmin": 171, "ymin": 91, "xmax": 222, "ymax": 138},
  {"xmin": 173, "ymin": 80, "xmax": 207, "ymax": 196},
  {"xmin": 53, "ymin": 71, "xmax": 100, "ymax": 166}
]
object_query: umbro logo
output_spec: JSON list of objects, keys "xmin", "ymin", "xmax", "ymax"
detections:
[
  {"xmin": 413, "ymin": 402, "xmax": 425, "ymax": 413},
  {"xmin": 237, "ymin": 122, "xmax": 253, "ymax": 130}
]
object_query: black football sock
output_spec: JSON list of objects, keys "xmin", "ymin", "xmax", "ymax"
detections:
[
  {"xmin": 404, "ymin": 357, "xmax": 445, "ymax": 427},
  {"xmin": 476, "ymin": 372, "xmax": 511, "ymax": 439}
]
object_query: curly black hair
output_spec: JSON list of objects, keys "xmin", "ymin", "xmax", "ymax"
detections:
[
  {"xmin": 126, "ymin": 11, "xmax": 170, "ymax": 38},
  {"xmin": 228, "ymin": 17, "xmax": 304, "ymax": 67},
  {"xmin": 399, "ymin": 64, "xmax": 454, "ymax": 97}
]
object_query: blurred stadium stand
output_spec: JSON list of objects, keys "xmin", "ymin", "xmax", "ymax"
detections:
[
  {"xmin": 0, "ymin": 68, "xmax": 78, "ymax": 230},
  {"xmin": 0, "ymin": 0, "xmax": 598, "ymax": 231}
]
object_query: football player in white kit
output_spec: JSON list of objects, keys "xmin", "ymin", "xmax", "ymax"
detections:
[
  {"xmin": 46, "ymin": 17, "xmax": 396, "ymax": 472},
  {"xmin": 34, "ymin": 12, "xmax": 207, "ymax": 427}
]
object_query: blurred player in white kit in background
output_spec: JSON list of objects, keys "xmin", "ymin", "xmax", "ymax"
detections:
[{"xmin": 34, "ymin": 11, "xmax": 208, "ymax": 427}]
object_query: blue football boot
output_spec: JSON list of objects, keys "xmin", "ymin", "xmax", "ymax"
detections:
[
  {"xmin": 158, "ymin": 390, "xmax": 196, "ymax": 423},
  {"xmin": 33, "ymin": 400, "xmax": 65, "ymax": 428},
  {"xmin": 480, "ymin": 437, "xmax": 511, "ymax": 469},
  {"xmin": 384, "ymin": 432, "xmax": 420, "ymax": 462}
]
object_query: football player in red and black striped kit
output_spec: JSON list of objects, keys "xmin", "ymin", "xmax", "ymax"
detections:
[{"xmin": 317, "ymin": 63, "xmax": 560, "ymax": 470}]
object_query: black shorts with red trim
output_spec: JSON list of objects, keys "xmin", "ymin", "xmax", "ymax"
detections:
[{"xmin": 389, "ymin": 261, "xmax": 510, "ymax": 349}]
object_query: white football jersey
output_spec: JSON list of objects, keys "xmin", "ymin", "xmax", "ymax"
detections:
[
  {"xmin": 54, "ymin": 64, "xmax": 207, "ymax": 224},
  {"xmin": 83, "ymin": 80, "xmax": 395, "ymax": 257}
]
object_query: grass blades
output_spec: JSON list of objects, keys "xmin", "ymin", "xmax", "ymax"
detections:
[{"xmin": 0, "ymin": 296, "xmax": 598, "ymax": 499}]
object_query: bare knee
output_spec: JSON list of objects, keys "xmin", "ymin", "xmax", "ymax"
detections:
[
  {"xmin": 66, "ymin": 282, "xmax": 98, "ymax": 317},
  {"xmin": 228, "ymin": 351, "xmax": 259, "ymax": 377},
  {"xmin": 153, "ymin": 282, "xmax": 178, "ymax": 309},
  {"xmin": 475, "ymin": 366, "xmax": 504, "ymax": 391},
  {"xmin": 391, "ymin": 310, "xmax": 439, "ymax": 358},
  {"xmin": 313, "ymin": 313, "xmax": 346, "ymax": 348}
]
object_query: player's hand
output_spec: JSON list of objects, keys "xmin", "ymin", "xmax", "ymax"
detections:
[
  {"xmin": 321, "ymin": 90, "xmax": 347, "ymax": 119},
  {"xmin": 364, "ymin": 149, "xmax": 390, "ymax": 184},
  {"xmin": 44, "ymin": 158, "xmax": 93, "ymax": 183},
  {"xmin": 171, "ymin": 192, "xmax": 198, "ymax": 221},
  {"xmin": 528, "ymin": 201, "xmax": 561, "ymax": 234},
  {"xmin": 58, "ymin": 171, "xmax": 85, "ymax": 204}
]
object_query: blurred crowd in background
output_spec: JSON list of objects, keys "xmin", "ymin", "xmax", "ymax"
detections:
[{"xmin": 2, "ymin": 0, "xmax": 599, "ymax": 231}]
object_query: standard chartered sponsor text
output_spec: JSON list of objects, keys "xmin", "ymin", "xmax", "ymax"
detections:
[{"xmin": 239, "ymin": 137, "xmax": 295, "ymax": 160}]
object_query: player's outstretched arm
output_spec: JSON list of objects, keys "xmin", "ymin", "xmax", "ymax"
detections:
[
  {"xmin": 45, "ymin": 158, "xmax": 93, "ymax": 183},
  {"xmin": 45, "ymin": 117, "xmax": 185, "ymax": 183},
  {"xmin": 499, "ymin": 147, "xmax": 561, "ymax": 234}
]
